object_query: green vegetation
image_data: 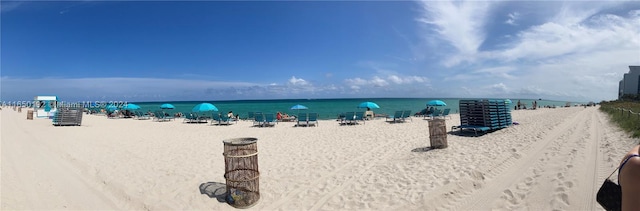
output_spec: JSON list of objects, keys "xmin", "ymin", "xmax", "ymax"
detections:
[{"xmin": 599, "ymin": 100, "xmax": 640, "ymax": 138}]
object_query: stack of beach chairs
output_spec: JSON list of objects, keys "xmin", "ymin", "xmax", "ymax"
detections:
[
  {"xmin": 457, "ymin": 99, "xmax": 512, "ymax": 135},
  {"xmin": 52, "ymin": 108, "xmax": 83, "ymax": 126}
]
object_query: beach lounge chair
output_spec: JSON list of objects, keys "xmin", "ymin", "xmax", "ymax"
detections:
[
  {"xmin": 401, "ymin": 110, "xmax": 412, "ymax": 122},
  {"xmin": 426, "ymin": 109, "xmax": 441, "ymax": 120},
  {"xmin": 154, "ymin": 111, "xmax": 170, "ymax": 122},
  {"xmin": 211, "ymin": 112, "xmax": 230, "ymax": 125},
  {"xmin": 135, "ymin": 111, "xmax": 151, "ymax": 120},
  {"xmin": 453, "ymin": 125, "xmax": 491, "ymax": 136},
  {"xmin": 247, "ymin": 112, "xmax": 255, "ymax": 121},
  {"xmin": 307, "ymin": 113, "xmax": 318, "ymax": 127},
  {"xmin": 253, "ymin": 113, "xmax": 265, "ymax": 127},
  {"xmin": 183, "ymin": 112, "xmax": 198, "ymax": 123},
  {"xmin": 386, "ymin": 111, "xmax": 404, "ymax": 123},
  {"xmin": 219, "ymin": 114, "xmax": 234, "ymax": 125},
  {"xmin": 355, "ymin": 111, "xmax": 365, "ymax": 124},
  {"xmin": 296, "ymin": 113, "xmax": 308, "ymax": 127},
  {"xmin": 441, "ymin": 108, "xmax": 451, "ymax": 119},
  {"xmin": 264, "ymin": 113, "xmax": 277, "ymax": 127},
  {"xmin": 342, "ymin": 112, "xmax": 356, "ymax": 125},
  {"xmin": 211, "ymin": 113, "xmax": 220, "ymax": 125}
]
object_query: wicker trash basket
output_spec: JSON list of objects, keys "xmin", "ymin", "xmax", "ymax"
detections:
[
  {"xmin": 223, "ymin": 137, "xmax": 260, "ymax": 208},
  {"xmin": 27, "ymin": 110, "xmax": 34, "ymax": 120},
  {"xmin": 429, "ymin": 119, "xmax": 448, "ymax": 149}
]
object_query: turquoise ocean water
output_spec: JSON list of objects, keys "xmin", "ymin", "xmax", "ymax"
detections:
[{"xmin": 130, "ymin": 98, "xmax": 576, "ymax": 120}]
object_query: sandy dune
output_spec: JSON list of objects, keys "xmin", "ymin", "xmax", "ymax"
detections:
[{"xmin": 1, "ymin": 106, "xmax": 635, "ymax": 210}]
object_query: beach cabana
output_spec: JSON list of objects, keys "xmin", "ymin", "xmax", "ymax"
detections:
[{"xmin": 33, "ymin": 96, "xmax": 58, "ymax": 118}]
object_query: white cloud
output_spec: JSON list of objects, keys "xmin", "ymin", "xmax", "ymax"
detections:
[
  {"xmin": 288, "ymin": 76, "xmax": 309, "ymax": 86},
  {"xmin": 344, "ymin": 78, "xmax": 368, "ymax": 86},
  {"xmin": 490, "ymin": 83, "xmax": 508, "ymax": 93},
  {"xmin": 505, "ymin": 12, "xmax": 520, "ymax": 26},
  {"xmin": 415, "ymin": 1, "xmax": 640, "ymax": 101},
  {"xmin": 344, "ymin": 72, "xmax": 429, "ymax": 88},
  {"xmin": 416, "ymin": 0, "xmax": 491, "ymax": 66},
  {"xmin": 371, "ymin": 76, "xmax": 389, "ymax": 87}
]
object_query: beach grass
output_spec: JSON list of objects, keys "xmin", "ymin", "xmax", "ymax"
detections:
[{"xmin": 599, "ymin": 100, "xmax": 640, "ymax": 138}]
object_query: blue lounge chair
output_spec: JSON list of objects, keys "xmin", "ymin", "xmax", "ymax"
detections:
[
  {"xmin": 401, "ymin": 110, "xmax": 412, "ymax": 122},
  {"xmin": 183, "ymin": 112, "xmax": 195, "ymax": 123},
  {"xmin": 211, "ymin": 112, "xmax": 231, "ymax": 125},
  {"xmin": 253, "ymin": 113, "xmax": 265, "ymax": 127},
  {"xmin": 219, "ymin": 114, "xmax": 233, "ymax": 125},
  {"xmin": 355, "ymin": 111, "xmax": 365, "ymax": 125},
  {"xmin": 426, "ymin": 109, "xmax": 441, "ymax": 120},
  {"xmin": 247, "ymin": 112, "xmax": 255, "ymax": 121},
  {"xmin": 211, "ymin": 113, "xmax": 222, "ymax": 125},
  {"xmin": 297, "ymin": 113, "xmax": 308, "ymax": 127},
  {"xmin": 307, "ymin": 113, "xmax": 318, "ymax": 127},
  {"xmin": 135, "ymin": 111, "xmax": 151, "ymax": 120},
  {"xmin": 264, "ymin": 113, "xmax": 277, "ymax": 127},
  {"xmin": 154, "ymin": 111, "xmax": 170, "ymax": 122},
  {"xmin": 453, "ymin": 125, "xmax": 491, "ymax": 136},
  {"xmin": 386, "ymin": 111, "xmax": 404, "ymax": 123},
  {"xmin": 441, "ymin": 108, "xmax": 451, "ymax": 119},
  {"xmin": 343, "ymin": 112, "xmax": 356, "ymax": 125}
]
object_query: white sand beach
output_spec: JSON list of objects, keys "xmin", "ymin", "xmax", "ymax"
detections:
[{"xmin": 1, "ymin": 106, "xmax": 636, "ymax": 210}]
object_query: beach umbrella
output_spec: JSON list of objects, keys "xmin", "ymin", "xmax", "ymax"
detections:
[
  {"xmin": 160, "ymin": 103, "xmax": 175, "ymax": 109},
  {"xmin": 122, "ymin": 103, "xmax": 141, "ymax": 110},
  {"xmin": 290, "ymin": 104, "xmax": 309, "ymax": 118},
  {"xmin": 426, "ymin": 100, "xmax": 447, "ymax": 106},
  {"xmin": 290, "ymin": 104, "xmax": 308, "ymax": 110},
  {"xmin": 192, "ymin": 103, "xmax": 218, "ymax": 113},
  {"xmin": 357, "ymin": 101, "xmax": 380, "ymax": 109},
  {"xmin": 106, "ymin": 105, "xmax": 118, "ymax": 112},
  {"xmin": 505, "ymin": 99, "xmax": 512, "ymax": 104}
]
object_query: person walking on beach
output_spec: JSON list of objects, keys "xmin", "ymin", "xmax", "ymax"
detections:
[{"xmin": 619, "ymin": 144, "xmax": 640, "ymax": 210}]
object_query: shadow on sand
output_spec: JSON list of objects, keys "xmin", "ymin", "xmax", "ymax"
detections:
[
  {"xmin": 411, "ymin": 146, "xmax": 438, "ymax": 152},
  {"xmin": 199, "ymin": 182, "xmax": 227, "ymax": 203}
]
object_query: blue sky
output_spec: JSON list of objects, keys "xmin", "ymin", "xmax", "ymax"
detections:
[{"xmin": 2, "ymin": 1, "xmax": 639, "ymax": 102}]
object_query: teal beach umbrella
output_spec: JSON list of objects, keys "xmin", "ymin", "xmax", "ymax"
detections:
[
  {"xmin": 192, "ymin": 103, "xmax": 218, "ymax": 112},
  {"xmin": 357, "ymin": 102, "xmax": 380, "ymax": 109},
  {"xmin": 426, "ymin": 100, "xmax": 447, "ymax": 106},
  {"xmin": 123, "ymin": 103, "xmax": 141, "ymax": 110},
  {"xmin": 160, "ymin": 103, "xmax": 175, "ymax": 109},
  {"xmin": 106, "ymin": 105, "xmax": 118, "ymax": 112},
  {"xmin": 290, "ymin": 104, "xmax": 309, "ymax": 118},
  {"xmin": 290, "ymin": 104, "xmax": 308, "ymax": 110}
]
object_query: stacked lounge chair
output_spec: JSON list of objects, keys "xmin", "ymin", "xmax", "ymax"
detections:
[
  {"xmin": 52, "ymin": 108, "xmax": 83, "ymax": 126},
  {"xmin": 455, "ymin": 99, "xmax": 512, "ymax": 135}
]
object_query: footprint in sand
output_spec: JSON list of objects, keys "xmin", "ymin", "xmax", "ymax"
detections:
[
  {"xmin": 501, "ymin": 189, "xmax": 519, "ymax": 205},
  {"xmin": 563, "ymin": 181, "xmax": 573, "ymax": 188}
]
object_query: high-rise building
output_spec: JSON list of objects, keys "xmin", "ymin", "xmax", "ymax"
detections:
[{"xmin": 619, "ymin": 66, "xmax": 640, "ymax": 99}]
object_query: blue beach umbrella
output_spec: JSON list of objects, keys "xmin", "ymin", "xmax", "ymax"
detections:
[
  {"xmin": 357, "ymin": 101, "xmax": 380, "ymax": 109},
  {"xmin": 505, "ymin": 99, "xmax": 512, "ymax": 104},
  {"xmin": 290, "ymin": 104, "xmax": 309, "ymax": 118},
  {"xmin": 290, "ymin": 104, "xmax": 308, "ymax": 110},
  {"xmin": 192, "ymin": 103, "xmax": 218, "ymax": 113},
  {"xmin": 122, "ymin": 103, "xmax": 141, "ymax": 110},
  {"xmin": 160, "ymin": 103, "xmax": 175, "ymax": 109},
  {"xmin": 426, "ymin": 100, "xmax": 447, "ymax": 107},
  {"xmin": 106, "ymin": 105, "xmax": 118, "ymax": 112}
]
